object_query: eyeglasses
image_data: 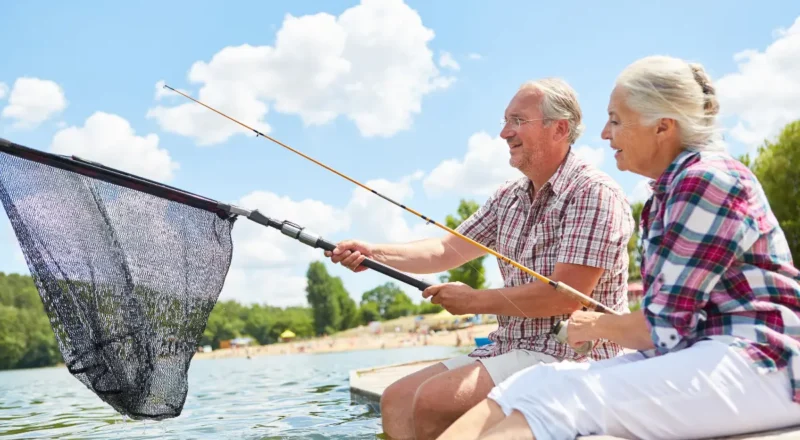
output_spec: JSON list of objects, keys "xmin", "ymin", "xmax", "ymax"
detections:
[{"xmin": 501, "ymin": 117, "xmax": 547, "ymax": 130}]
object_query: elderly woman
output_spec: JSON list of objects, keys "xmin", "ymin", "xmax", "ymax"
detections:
[{"xmin": 435, "ymin": 55, "xmax": 800, "ymax": 440}]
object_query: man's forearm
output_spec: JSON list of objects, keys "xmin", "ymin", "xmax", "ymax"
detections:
[
  {"xmin": 371, "ymin": 238, "xmax": 447, "ymax": 273},
  {"xmin": 371, "ymin": 235, "xmax": 485, "ymax": 274},
  {"xmin": 471, "ymin": 282, "xmax": 584, "ymax": 318}
]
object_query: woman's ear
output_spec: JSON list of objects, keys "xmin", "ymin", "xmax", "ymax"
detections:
[{"xmin": 656, "ymin": 118, "xmax": 676, "ymax": 135}]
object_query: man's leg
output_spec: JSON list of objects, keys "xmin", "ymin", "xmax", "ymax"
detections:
[
  {"xmin": 412, "ymin": 350, "xmax": 559, "ymax": 440},
  {"xmin": 380, "ymin": 354, "xmax": 477, "ymax": 440}
]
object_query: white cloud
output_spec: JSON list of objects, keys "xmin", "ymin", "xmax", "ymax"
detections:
[
  {"xmin": 1, "ymin": 77, "xmax": 67, "ymax": 129},
  {"xmin": 218, "ymin": 170, "xmax": 448, "ymax": 305},
  {"xmin": 573, "ymin": 145, "xmax": 605, "ymax": 168},
  {"xmin": 220, "ymin": 267, "xmax": 309, "ymax": 307},
  {"xmin": 467, "ymin": 53, "xmax": 482, "ymax": 60},
  {"xmin": 0, "ymin": 83, "xmax": 8, "ymax": 100},
  {"xmin": 147, "ymin": 0, "xmax": 455, "ymax": 145},
  {"xmin": 219, "ymin": 190, "xmax": 351, "ymax": 306},
  {"xmin": 628, "ymin": 178, "xmax": 653, "ymax": 204},
  {"xmin": 439, "ymin": 51, "xmax": 460, "ymax": 71},
  {"xmin": 423, "ymin": 131, "xmax": 523, "ymax": 197},
  {"xmin": 233, "ymin": 190, "xmax": 351, "ymax": 268},
  {"xmin": 716, "ymin": 16, "xmax": 800, "ymax": 148},
  {"xmin": 345, "ymin": 170, "xmax": 438, "ymax": 244},
  {"xmin": 49, "ymin": 112, "xmax": 180, "ymax": 183}
]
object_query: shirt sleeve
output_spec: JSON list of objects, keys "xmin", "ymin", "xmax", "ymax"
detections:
[
  {"xmin": 455, "ymin": 186, "xmax": 502, "ymax": 250},
  {"xmin": 557, "ymin": 183, "xmax": 635, "ymax": 270},
  {"xmin": 642, "ymin": 167, "xmax": 760, "ymax": 354}
]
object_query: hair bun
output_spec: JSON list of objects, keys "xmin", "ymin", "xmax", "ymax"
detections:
[{"xmin": 689, "ymin": 63, "xmax": 720, "ymax": 116}]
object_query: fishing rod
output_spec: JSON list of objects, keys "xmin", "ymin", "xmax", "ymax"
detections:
[{"xmin": 162, "ymin": 84, "xmax": 619, "ymax": 353}]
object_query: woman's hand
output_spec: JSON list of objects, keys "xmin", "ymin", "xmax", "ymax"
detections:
[
  {"xmin": 567, "ymin": 309, "xmax": 657, "ymax": 351},
  {"xmin": 565, "ymin": 310, "xmax": 605, "ymax": 349}
]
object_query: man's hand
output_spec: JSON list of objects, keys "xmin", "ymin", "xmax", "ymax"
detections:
[
  {"xmin": 422, "ymin": 282, "xmax": 477, "ymax": 315},
  {"xmin": 565, "ymin": 309, "xmax": 605, "ymax": 350},
  {"xmin": 324, "ymin": 239, "xmax": 375, "ymax": 273}
]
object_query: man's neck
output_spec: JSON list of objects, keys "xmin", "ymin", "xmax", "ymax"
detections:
[{"xmin": 521, "ymin": 147, "xmax": 569, "ymax": 198}]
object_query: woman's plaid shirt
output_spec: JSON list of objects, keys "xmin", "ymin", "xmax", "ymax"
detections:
[
  {"xmin": 456, "ymin": 150, "xmax": 635, "ymax": 361},
  {"xmin": 638, "ymin": 149, "xmax": 800, "ymax": 403}
]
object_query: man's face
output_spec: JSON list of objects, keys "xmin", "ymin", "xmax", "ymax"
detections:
[{"xmin": 500, "ymin": 90, "xmax": 551, "ymax": 172}]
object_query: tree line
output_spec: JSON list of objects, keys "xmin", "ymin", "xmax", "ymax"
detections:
[{"xmin": 0, "ymin": 119, "xmax": 796, "ymax": 370}]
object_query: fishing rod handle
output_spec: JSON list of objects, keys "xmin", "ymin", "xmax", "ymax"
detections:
[
  {"xmin": 554, "ymin": 282, "xmax": 620, "ymax": 315},
  {"xmin": 550, "ymin": 283, "xmax": 620, "ymax": 356},
  {"xmin": 315, "ymin": 238, "xmax": 432, "ymax": 291}
]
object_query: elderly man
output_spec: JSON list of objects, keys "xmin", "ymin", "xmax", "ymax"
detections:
[{"xmin": 326, "ymin": 78, "xmax": 634, "ymax": 440}]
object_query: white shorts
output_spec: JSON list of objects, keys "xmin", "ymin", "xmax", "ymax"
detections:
[
  {"xmin": 441, "ymin": 349, "xmax": 560, "ymax": 385},
  {"xmin": 488, "ymin": 340, "xmax": 800, "ymax": 440}
]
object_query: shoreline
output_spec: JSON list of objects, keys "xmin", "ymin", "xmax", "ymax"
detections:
[{"xmin": 193, "ymin": 323, "xmax": 495, "ymax": 360}]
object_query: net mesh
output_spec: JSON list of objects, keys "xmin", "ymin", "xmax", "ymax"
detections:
[{"xmin": 0, "ymin": 149, "xmax": 235, "ymax": 420}]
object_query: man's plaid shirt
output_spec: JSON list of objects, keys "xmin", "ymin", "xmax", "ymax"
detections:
[
  {"xmin": 457, "ymin": 149, "xmax": 634, "ymax": 361},
  {"xmin": 638, "ymin": 149, "xmax": 800, "ymax": 403}
]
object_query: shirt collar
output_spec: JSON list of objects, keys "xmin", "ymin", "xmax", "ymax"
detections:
[
  {"xmin": 514, "ymin": 148, "xmax": 578, "ymax": 199},
  {"xmin": 652, "ymin": 149, "xmax": 700, "ymax": 195}
]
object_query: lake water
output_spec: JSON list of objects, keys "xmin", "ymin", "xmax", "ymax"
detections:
[{"xmin": 0, "ymin": 345, "xmax": 463, "ymax": 439}]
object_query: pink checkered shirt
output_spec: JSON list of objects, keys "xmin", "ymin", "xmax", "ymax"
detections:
[{"xmin": 458, "ymin": 149, "xmax": 634, "ymax": 361}]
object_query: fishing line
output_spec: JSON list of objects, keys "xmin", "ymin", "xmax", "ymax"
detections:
[{"xmin": 162, "ymin": 84, "xmax": 619, "ymax": 353}]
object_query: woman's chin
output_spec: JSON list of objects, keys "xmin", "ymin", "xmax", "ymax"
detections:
[{"xmin": 614, "ymin": 156, "xmax": 628, "ymax": 172}]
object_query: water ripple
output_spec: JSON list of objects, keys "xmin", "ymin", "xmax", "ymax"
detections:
[{"xmin": 0, "ymin": 346, "xmax": 460, "ymax": 439}]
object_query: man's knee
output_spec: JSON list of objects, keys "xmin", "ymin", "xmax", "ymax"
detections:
[
  {"xmin": 381, "ymin": 362, "xmax": 448, "ymax": 412},
  {"xmin": 413, "ymin": 361, "xmax": 495, "ymax": 416},
  {"xmin": 380, "ymin": 376, "xmax": 413, "ymax": 411}
]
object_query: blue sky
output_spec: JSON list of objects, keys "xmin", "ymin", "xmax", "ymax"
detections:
[{"xmin": 1, "ymin": 1, "xmax": 798, "ymax": 306}]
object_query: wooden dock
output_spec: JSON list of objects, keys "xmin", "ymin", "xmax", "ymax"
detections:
[{"xmin": 349, "ymin": 359, "xmax": 800, "ymax": 439}]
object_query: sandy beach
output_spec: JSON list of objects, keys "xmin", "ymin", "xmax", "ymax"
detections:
[{"xmin": 194, "ymin": 322, "xmax": 497, "ymax": 360}]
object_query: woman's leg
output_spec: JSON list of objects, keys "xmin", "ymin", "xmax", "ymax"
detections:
[
  {"xmin": 489, "ymin": 340, "xmax": 800, "ymax": 440},
  {"xmin": 435, "ymin": 398, "xmax": 507, "ymax": 440},
  {"xmin": 476, "ymin": 410, "xmax": 535, "ymax": 440},
  {"xmin": 436, "ymin": 353, "xmax": 644, "ymax": 440}
]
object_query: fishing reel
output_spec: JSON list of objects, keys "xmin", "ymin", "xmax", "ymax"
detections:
[{"xmin": 551, "ymin": 319, "xmax": 594, "ymax": 356}]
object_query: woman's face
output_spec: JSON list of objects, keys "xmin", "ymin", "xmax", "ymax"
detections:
[{"xmin": 601, "ymin": 86, "xmax": 669, "ymax": 179}]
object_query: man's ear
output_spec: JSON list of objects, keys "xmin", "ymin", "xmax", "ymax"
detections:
[{"xmin": 554, "ymin": 119, "xmax": 570, "ymax": 142}]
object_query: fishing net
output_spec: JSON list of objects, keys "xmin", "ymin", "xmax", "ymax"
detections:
[{"xmin": 0, "ymin": 138, "xmax": 236, "ymax": 420}]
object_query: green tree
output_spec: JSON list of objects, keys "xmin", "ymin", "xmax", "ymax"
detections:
[
  {"xmin": 305, "ymin": 261, "xmax": 358, "ymax": 335},
  {"xmin": 627, "ymin": 201, "xmax": 645, "ymax": 281},
  {"xmin": 360, "ymin": 282, "xmax": 419, "ymax": 320},
  {"xmin": 741, "ymin": 120, "xmax": 800, "ymax": 261},
  {"xmin": 384, "ymin": 290, "xmax": 417, "ymax": 320},
  {"xmin": 357, "ymin": 302, "xmax": 381, "ymax": 324},
  {"xmin": 439, "ymin": 199, "xmax": 489, "ymax": 289},
  {"xmin": 335, "ymin": 281, "xmax": 359, "ymax": 331},
  {"xmin": 417, "ymin": 301, "xmax": 444, "ymax": 314},
  {"xmin": 361, "ymin": 282, "xmax": 405, "ymax": 317}
]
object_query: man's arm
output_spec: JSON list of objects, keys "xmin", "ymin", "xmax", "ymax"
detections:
[
  {"xmin": 329, "ymin": 183, "xmax": 503, "ymax": 274},
  {"xmin": 464, "ymin": 181, "xmax": 633, "ymax": 318},
  {"xmin": 469, "ymin": 262, "xmax": 605, "ymax": 317},
  {"xmin": 369, "ymin": 233, "xmax": 487, "ymax": 274}
]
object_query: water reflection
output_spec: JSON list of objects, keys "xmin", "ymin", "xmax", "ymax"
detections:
[{"xmin": 0, "ymin": 346, "xmax": 461, "ymax": 439}]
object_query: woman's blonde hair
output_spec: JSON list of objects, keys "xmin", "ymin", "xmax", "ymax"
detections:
[{"xmin": 616, "ymin": 55, "xmax": 724, "ymax": 151}]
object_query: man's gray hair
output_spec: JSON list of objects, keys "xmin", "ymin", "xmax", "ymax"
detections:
[{"xmin": 520, "ymin": 78, "xmax": 585, "ymax": 145}]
